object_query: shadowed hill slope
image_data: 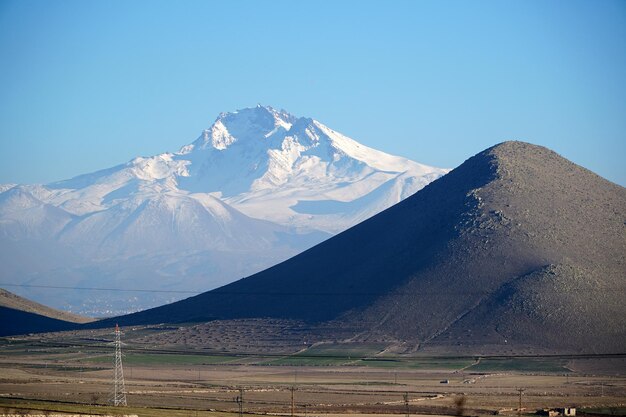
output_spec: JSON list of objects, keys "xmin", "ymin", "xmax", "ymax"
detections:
[
  {"xmin": 0, "ymin": 289, "xmax": 93, "ymax": 324},
  {"xmin": 0, "ymin": 288, "xmax": 93, "ymax": 336},
  {"xmin": 0, "ymin": 306, "xmax": 80, "ymax": 336},
  {"xmin": 98, "ymin": 141, "xmax": 626, "ymax": 354}
]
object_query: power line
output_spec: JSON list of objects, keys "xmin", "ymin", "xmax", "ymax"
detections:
[
  {"xmin": 2, "ymin": 282, "xmax": 624, "ymax": 296},
  {"xmin": 0, "ymin": 283, "xmax": 201, "ymax": 294}
]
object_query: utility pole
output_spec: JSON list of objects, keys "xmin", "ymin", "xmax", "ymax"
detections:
[
  {"xmin": 517, "ymin": 388, "xmax": 525, "ymax": 417},
  {"xmin": 236, "ymin": 387, "xmax": 244, "ymax": 417},
  {"xmin": 404, "ymin": 392, "xmax": 410, "ymax": 417},
  {"xmin": 291, "ymin": 386, "xmax": 295, "ymax": 417},
  {"xmin": 111, "ymin": 324, "xmax": 127, "ymax": 406}
]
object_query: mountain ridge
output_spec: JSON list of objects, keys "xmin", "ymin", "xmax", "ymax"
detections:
[{"xmin": 0, "ymin": 105, "xmax": 446, "ymax": 315}]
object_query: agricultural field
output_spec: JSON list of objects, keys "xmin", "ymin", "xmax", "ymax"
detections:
[{"xmin": 1, "ymin": 327, "xmax": 625, "ymax": 417}]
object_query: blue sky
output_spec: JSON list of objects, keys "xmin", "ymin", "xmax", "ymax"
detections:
[{"xmin": 1, "ymin": 0, "xmax": 625, "ymax": 185}]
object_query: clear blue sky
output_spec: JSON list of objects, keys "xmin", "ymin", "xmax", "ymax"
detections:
[{"xmin": 1, "ymin": 0, "xmax": 624, "ymax": 186}]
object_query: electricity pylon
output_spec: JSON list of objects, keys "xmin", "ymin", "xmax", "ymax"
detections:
[{"xmin": 111, "ymin": 323, "xmax": 127, "ymax": 406}]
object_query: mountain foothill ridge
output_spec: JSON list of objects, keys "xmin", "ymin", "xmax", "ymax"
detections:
[{"xmin": 0, "ymin": 288, "xmax": 94, "ymax": 337}]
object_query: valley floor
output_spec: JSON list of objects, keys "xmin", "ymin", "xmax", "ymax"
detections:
[{"xmin": 1, "ymin": 328, "xmax": 626, "ymax": 417}]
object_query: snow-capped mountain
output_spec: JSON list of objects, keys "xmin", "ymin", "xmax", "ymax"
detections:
[
  {"xmin": 0, "ymin": 105, "xmax": 447, "ymax": 315},
  {"xmin": 175, "ymin": 106, "xmax": 445, "ymax": 233}
]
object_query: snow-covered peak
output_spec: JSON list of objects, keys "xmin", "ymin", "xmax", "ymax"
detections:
[
  {"xmin": 0, "ymin": 184, "xmax": 17, "ymax": 193},
  {"xmin": 180, "ymin": 106, "xmax": 435, "ymax": 175},
  {"xmin": 175, "ymin": 105, "xmax": 444, "ymax": 191},
  {"xmin": 129, "ymin": 153, "xmax": 190, "ymax": 181},
  {"xmin": 0, "ymin": 186, "xmax": 43, "ymax": 212},
  {"xmin": 187, "ymin": 105, "xmax": 297, "ymax": 152},
  {"xmin": 26, "ymin": 105, "xmax": 447, "ymax": 224}
]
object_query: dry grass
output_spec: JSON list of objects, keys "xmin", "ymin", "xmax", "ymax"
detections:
[{"xmin": 1, "ymin": 332, "xmax": 625, "ymax": 417}]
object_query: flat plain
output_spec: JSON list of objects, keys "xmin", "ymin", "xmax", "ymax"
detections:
[{"xmin": 1, "ymin": 326, "xmax": 625, "ymax": 417}]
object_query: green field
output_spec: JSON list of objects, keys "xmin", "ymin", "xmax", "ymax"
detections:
[
  {"xmin": 0, "ymin": 337, "xmax": 581, "ymax": 374},
  {"xmin": 297, "ymin": 342, "xmax": 388, "ymax": 357},
  {"xmin": 467, "ymin": 357, "xmax": 570, "ymax": 373},
  {"xmin": 84, "ymin": 352, "xmax": 240, "ymax": 365},
  {"xmin": 263, "ymin": 342, "xmax": 388, "ymax": 366},
  {"xmin": 265, "ymin": 355, "xmax": 356, "ymax": 366},
  {"xmin": 356, "ymin": 358, "xmax": 474, "ymax": 369},
  {"xmin": 263, "ymin": 343, "xmax": 477, "ymax": 369}
]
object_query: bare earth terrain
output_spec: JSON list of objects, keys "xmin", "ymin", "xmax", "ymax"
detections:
[{"xmin": 1, "ymin": 327, "xmax": 625, "ymax": 417}]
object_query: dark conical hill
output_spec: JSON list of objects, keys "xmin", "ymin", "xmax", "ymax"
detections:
[
  {"xmin": 101, "ymin": 141, "xmax": 626, "ymax": 354},
  {"xmin": 351, "ymin": 141, "xmax": 626, "ymax": 353}
]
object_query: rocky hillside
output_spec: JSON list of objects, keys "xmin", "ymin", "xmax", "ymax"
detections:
[{"xmin": 92, "ymin": 142, "xmax": 626, "ymax": 354}]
